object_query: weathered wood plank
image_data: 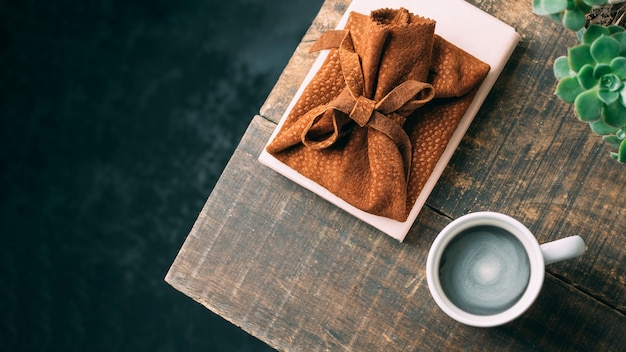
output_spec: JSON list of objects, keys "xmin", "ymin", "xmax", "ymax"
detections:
[{"xmin": 166, "ymin": 116, "xmax": 626, "ymax": 351}]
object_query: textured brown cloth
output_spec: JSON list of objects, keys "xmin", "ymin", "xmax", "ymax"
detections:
[{"xmin": 266, "ymin": 8, "xmax": 490, "ymax": 222}]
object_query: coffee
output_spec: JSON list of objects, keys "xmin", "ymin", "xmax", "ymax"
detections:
[{"xmin": 439, "ymin": 225, "xmax": 530, "ymax": 315}]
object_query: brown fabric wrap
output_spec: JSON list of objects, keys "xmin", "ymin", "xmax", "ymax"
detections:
[{"xmin": 266, "ymin": 8, "xmax": 490, "ymax": 222}]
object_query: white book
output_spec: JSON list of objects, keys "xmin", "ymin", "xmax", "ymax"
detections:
[{"xmin": 259, "ymin": 0, "xmax": 521, "ymax": 241}]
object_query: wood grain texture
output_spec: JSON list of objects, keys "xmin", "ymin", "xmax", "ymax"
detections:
[{"xmin": 167, "ymin": 0, "xmax": 626, "ymax": 350}]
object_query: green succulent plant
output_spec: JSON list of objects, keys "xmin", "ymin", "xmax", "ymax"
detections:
[
  {"xmin": 533, "ymin": 0, "xmax": 608, "ymax": 31},
  {"xmin": 553, "ymin": 24, "xmax": 626, "ymax": 162}
]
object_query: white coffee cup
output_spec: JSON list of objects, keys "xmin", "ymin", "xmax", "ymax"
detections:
[{"xmin": 426, "ymin": 212, "xmax": 585, "ymax": 327}]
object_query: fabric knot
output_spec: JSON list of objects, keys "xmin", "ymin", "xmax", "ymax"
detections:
[{"xmin": 351, "ymin": 96, "xmax": 376, "ymax": 127}]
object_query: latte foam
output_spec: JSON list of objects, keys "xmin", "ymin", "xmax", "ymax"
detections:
[{"xmin": 439, "ymin": 226, "xmax": 530, "ymax": 315}]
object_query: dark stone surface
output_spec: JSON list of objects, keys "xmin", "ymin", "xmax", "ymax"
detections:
[{"xmin": 0, "ymin": 0, "xmax": 322, "ymax": 350}]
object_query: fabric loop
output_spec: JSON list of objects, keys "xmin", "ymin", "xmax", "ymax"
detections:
[
  {"xmin": 300, "ymin": 105, "xmax": 343, "ymax": 150},
  {"xmin": 376, "ymin": 80, "xmax": 435, "ymax": 114},
  {"xmin": 351, "ymin": 96, "xmax": 376, "ymax": 127}
]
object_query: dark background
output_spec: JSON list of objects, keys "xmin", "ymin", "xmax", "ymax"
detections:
[{"xmin": 0, "ymin": 0, "xmax": 323, "ymax": 350}]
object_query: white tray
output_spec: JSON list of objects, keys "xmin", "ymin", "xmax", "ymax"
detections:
[{"xmin": 259, "ymin": 0, "xmax": 520, "ymax": 241}]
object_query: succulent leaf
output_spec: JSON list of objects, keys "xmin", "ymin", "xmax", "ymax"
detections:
[
  {"xmin": 568, "ymin": 44, "xmax": 594, "ymax": 72},
  {"xmin": 581, "ymin": 0, "xmax": 607, "ymax": 6},
  {"xmin": 576, "ymin": 28, "xmax": 586, "ymax": 42},
  {"xmin": 604, "ymin": 135, "xmax": 622, "ymax": 149},
  {"xmin": 577, "ymin": 64, "xmax": 597, "ymax": 89},
  {"xmin": 556, "ymin": 76, "xmax": 584, "ymax": 103},
  {"xmin": 563, "ymin": 8, "xmax": 586, "ymax": 31},
  {"xmin": 590, "ymin": 35, "xmax": 620, "ymax": 64},
  {"xmin": 610, "ymin": 57, "xmax": 626, "ymax": 78},
  {"xmin": 613, "ymin": 32, "xmax": 626, "ymax": 56},
  {"xmin": 549, "ymin": 13, "xmax": 564, "ymax": 24},
  {"xmin": 590, "ymin": 120, "xmax": 620, "ymax": 135},
  {"xmin": 593, "ymin": 64, "xmax": 613, "ymax": 79},
  {"xmin": 554, "ymin": 56, "xmax": 572, "ymax": 79},
  {"xmin": 575, "ymin": 88, "xmax": 603, "ymax": 122},
  {"xmin": 618, "ymin": 138, "xmax": 626, "ymax": 163},
  {"xmin": 578, "ymin": 1, "xmax": 592, "ymax": 13},
  {"xmin": 598, "ymin": 89, "xmax": 619, "ymax": 104},
  {"xmin": 582, "ymin": 24, "xmax": 610, "ymax": 44},
  {"xmin": 533, "ymin": 0, "xmax": 568, "ymax": 15},
  {"xmin": 603, "ymin": 100, "xmax": 626, "ymax": 127},
  {"xmin": 607, "ymin": 25, "xmax": 625, "ymax": 35}
]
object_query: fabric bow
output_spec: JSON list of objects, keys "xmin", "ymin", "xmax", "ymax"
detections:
[
  {"xmin": 299, "ymin": 30, "xmax": 435, "ymax": 178},
  {"xmin": 265, "ymin": 8, "xmax": 490, "ymax": 222}
]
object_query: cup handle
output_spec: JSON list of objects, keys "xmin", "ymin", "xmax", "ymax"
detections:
[{"xmin": 540, "ymin": 235, "xmax": 586, "ymax": 265}]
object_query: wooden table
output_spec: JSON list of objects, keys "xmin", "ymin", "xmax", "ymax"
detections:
[{"xmin": 166, "ymin": 0, "xmax": 626, "ymax": 350}]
